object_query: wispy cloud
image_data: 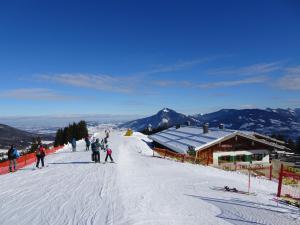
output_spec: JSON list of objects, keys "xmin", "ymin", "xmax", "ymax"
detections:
[
  {"xmin": 37, "ymin": 74, "xmax": 138, "ymax": 93},
  {"xmin": 277, "ymin": 66, "xmax": 300, "ymax": 91},
  {"xmin": 197, "ymin": 76, "xmax": 268, "ymax": 88},
  {"xmin": 137, "ymin": 55, "xmax": 225, "ymax": 76},
  {"xmin": 207, "ymin": 62, "xmax": 283, "ymax": 76},
  {"xmin": 0, "ymin": 88, "xmax": 75, "ymax": 100},
  {"xmin": 277, "ymin": 75, "xmax": 300, "ymax": 90},
  {"xmin": 153, "ymin": 76, "xmax": 268, "ymax": 89}
]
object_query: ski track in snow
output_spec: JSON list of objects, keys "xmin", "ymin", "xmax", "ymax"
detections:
[{"xmin": 0, "ymin": 130, "xmax": 299, "ymax": 225}]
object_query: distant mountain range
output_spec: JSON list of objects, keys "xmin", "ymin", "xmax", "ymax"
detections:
[
  {"xmin": 119, "ymin": 108, "xmax": 200, "ymax": 131},
  {"xmin": 119, "ymin": 108, "xmax": 300, "ymax": 140},
  {"xmin": 0, "ymin": 124, "xmax": 54, "ymax": 150}
]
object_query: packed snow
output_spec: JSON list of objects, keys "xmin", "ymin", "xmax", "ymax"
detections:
[{"xmin": 0, "ymin": 129, "xmax": 299, "ymax": 225}]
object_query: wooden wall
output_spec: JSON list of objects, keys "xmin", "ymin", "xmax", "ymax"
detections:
[{"xmin": 196, "ymin": 135, "xmax": 274, "ymax": 165}]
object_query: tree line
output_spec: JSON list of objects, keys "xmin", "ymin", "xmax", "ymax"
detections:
[
  {"xmin": 271, "ymin": 134, "xmax": 300, "ymax": 154},
  {"xmin": 54, "ymin": 121, "xmax": 89, "ymax": 147}
]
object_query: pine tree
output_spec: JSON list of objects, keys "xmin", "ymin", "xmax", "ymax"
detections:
[
  {"xmin": 296, "ymin": 137, "xmax": 300, "ymax": 155},
  {"xmin": 63, "ymin": 127, "xmax": 70, "ymax": 144},
  {"xmin": 286, "ymin": 138, "xmax": 296, "ymax": 152},
  {"xmin": 187, "ymin": 146, "xmax": 196, "ymax": 156}
]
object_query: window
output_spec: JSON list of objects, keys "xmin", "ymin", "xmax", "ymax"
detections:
[{"xmin": 252, "ymin": 154, "xmax": 263, "ymax": 161}]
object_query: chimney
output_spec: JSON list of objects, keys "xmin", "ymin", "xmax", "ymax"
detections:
[
  {"xmin": 203, "ymin": 123, "xmax": 209, "ymax": 134},
  {"xmin": 219, "ymin": 123, "xmax": 224, "ymax": 129}
]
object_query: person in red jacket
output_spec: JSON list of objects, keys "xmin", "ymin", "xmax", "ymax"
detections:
[
  {"xmin": 36, "ymin": 145, "xmax": 46, "ymax": 168},
  {"xmin": 105, "ymin": 145, "xmax": 114, "ymax": 163}
]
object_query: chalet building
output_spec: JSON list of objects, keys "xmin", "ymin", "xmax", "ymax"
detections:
[{"xmin": 149, "ymin": 124, "xmax": 289, "ymax": 166}]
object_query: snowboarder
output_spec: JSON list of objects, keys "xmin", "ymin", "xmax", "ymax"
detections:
[
  {"xmin": 7, "ymin": 145, "xmax": 19, "ymax": 172},
  {"xmin": 91, "ymin": 138, "xmax": 101, "ymax": 163},
  {"xmin": 85, "ymin": 137, "xmax": 91, "ymax": 151},
  {"xmin": 71, "ymin": 138, "xmax": 76, "ymax": 152},
  {"xmin": 36, "ymin": 145, "xmax": 46, "ymax": 168},
  {"xmin": 104, "ymin": 145, "xmax": 114, "ymax": 163}
]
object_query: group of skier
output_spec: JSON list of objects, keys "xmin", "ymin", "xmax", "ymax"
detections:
[
  {"xmin": 7, "ymin": 143, "xmax": 46, "ymax": 172},
  {"xmin": 6, "ymin": 130, "xmax": 114, "ymax": 173},
  {"xmin": 85, "ymin": 132, "xmax": 114, "ymax": 163}
]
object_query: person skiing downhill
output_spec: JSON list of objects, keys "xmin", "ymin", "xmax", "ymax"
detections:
[
  {"xmin": 91, "ymin": 138, "xmax": 101, "ymax": 163},
  {"xmin": 85, "ymin": 137, "xmax": 91, "ymax": 151},
  {"xmin": 71, "ymin": 138, "xmax": 76, "ymax": 152},
  {"xmin": 7, "ymin": 145, "xmax": 19, "ymax": 172},
  {"xmin": 36, "ymin": 145, "xmax": 46, "ymax": 168},
  {"xmin": 104, "ymin": 145, "xmax": 114, "ymax": 163}
]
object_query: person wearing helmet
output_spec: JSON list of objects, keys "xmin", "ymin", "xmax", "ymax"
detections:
[
  {"xmin": 104, "ymin": 144, "xmax": 114, "ymax": 163},
  {"xmin": 91, "ymin": 138, "xmax": 101, "ymax": 163},
  {"xmin": 8, "ymin": 145, "xmax": 19, "ymax": 172},
  {"xmin": 36, "ymin": 144, "xmax": 46, "ymax": 168},
  {"xmin": 85, "ymin": 137, "xmax": 91, "ymax": 151}
]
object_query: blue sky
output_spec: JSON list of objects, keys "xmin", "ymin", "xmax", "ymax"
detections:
[{"xmin": 0, "ymin": 0, "xmax": 300, "ymax": 116}]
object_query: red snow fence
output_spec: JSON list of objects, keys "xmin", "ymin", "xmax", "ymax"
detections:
[
  {"xmin": 277, "ymin": 164, "xmax": 300, "ymax": 201},
  {"xmin": 218, "ymin": 162, "xmax": 273, "ymax": 180},
  {"xmin": 0, "ymin": 146, "xmax": 63, "ymax": 175}
]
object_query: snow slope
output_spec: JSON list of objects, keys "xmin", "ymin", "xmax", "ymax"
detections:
[{"xmin": 0, "ymin": 129, "xmax": 299, "ymax": 225}]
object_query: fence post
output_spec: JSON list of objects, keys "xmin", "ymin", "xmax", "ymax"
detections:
[
  {"xmin": 164, "ymin": 149, "xmax": 166, "ymax": 159},
  {"xmin": 277, "ymin": 164, "xmax": 284, "ymax": 197},
  {"xmin": 269, "ymin": 165, "xmax": 272, "ymax": 180},
  {"xmin": 182, "ymin": 154, "xmax": 185, "ymax": 163},
  {"xmin": 248, "ymin": 168, "xmax": 251, "ymax": 194}
]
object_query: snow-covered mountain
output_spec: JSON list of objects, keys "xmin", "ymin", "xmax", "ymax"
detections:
[
  {"xmin": 0, "ymin": 124, "xmax": 54, "ymax": 150},
  {"xmin": 119, "ymin": 108, "xmax": 200, "ymax": 131},
  {"xmin": 120, "ymin": 107, "xmax": 300, "ymax": 140},
  {"xmin": 194, "ymin": 108, "xmax": 300, "ymax": 140}
]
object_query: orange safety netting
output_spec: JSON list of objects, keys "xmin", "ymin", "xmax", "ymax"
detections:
[{"xmin": 0, "ymin": 146, "xmax": 63, "ymax": 175}]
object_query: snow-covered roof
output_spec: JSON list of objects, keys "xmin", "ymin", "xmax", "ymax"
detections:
[{"xmin": 149, "ymin": 126, "xmax": 287, "ymax": 154}]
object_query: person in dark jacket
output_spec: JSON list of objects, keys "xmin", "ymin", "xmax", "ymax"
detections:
[
  {"xmin": 91, "ymin": 139, "xmax": 101, "ymax": 163},
  {"xmin": 71, "ymin": 138, "xmax": 76, "ymax": 152},
  {"xmin": 8, "ymin": 145, "xmax": 18, "ymax": 172},
  {"xmin": 85, "ymin": 137, "xmax": 91, "ymax": 151},
  {"xmin": 36, "ymin": 145, "xmax": 46, "ymax": 168}
]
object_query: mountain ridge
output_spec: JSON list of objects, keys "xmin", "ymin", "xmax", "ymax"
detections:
[
  {"xmin": 0, "ymin": 124, "xmax": 53, "ymax": 150},
  {"xmin": 119, "ymin": 107, "xmax": 300, "ymax": 140}
]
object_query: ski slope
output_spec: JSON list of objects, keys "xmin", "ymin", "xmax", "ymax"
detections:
[{"xmin": 0, "ymin": 129, "xmax": 299, "ymax": 225}]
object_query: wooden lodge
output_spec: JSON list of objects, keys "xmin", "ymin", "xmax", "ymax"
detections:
[{"xmin": 149, "ymin": 124, "xmax": 289, "ymax": 166}]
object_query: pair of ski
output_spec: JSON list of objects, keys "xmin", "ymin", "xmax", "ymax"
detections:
[
  {"xmin": 32, "ymin": 165, "xmax": 49, "ymax": 170},
  {"xmin": 272, "ymin": 197, "xmax": 300, "ymax": 208},
  {"xmin": 210, "ymin": 186, "xmax": 256, "ymax": 196}
]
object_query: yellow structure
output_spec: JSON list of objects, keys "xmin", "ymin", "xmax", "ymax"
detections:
[{"xmin": 124, "ymin": 129, "xmax": 133, "ymax": 136}]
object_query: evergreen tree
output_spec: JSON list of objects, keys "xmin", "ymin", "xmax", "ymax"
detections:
[
  {"xmin": 54, "ymin": 120, "xmax": 89, "ymax": 146},
  {"xmin": 286, "ymin": 138, "xmax": 296, "ymax": 152},
  {"xmin": 63, "ymin": 127, "xmax": 70, "ymax": 144},
  {"xmin": 296, "ymin": 137, "xmax": 300, "ymax": 154},
  {"xmin": 187, "ymin": 146, "xmax": 196, "ymax": 157}
]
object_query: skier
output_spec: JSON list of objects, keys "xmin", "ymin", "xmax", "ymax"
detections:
[
  {"xmin": 36, "ymin": 145, "xmax": 46, "ymax": 168},
  {"xmin": 7, "ymin": 145, "xmax": 19, "ymax": 172},
  {"xmin": 71, "ymin": 138, "xmax": 76, "ymax": 152},
  {"xmin": 104, "ymin": 137, "xmax": 108, "ymax": 145},
  {"xmin": 105, "ymin": 130, "xmax": 110, "ymax": 139},
  {"xmin": 91, "ymin": 138, "xmax": 101, "ymax": 163},
  {"xmin": 85, "ymin": 137, "xmax": 91, "ymax": 151},
  {"xmin": 104, "ymin": 145, "xmax": 114, "ymax": 163}
]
